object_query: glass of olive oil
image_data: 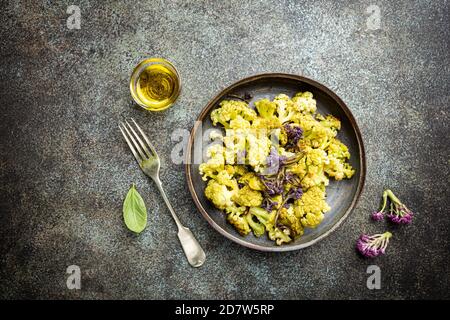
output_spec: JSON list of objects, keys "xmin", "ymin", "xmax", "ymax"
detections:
[{"xmin": 130, "ymin": 58, "xmax": 181, "ymax": 111}]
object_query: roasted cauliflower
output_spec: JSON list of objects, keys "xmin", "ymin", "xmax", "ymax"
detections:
[{"xmin": 200, "ymin": 92, "xmax": 355, "ymax": 245}]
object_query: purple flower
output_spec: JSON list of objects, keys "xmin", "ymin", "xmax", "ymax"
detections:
[
  {"xmin": 387, "ymin": 204, "xmax": 413, "ymax": 224},
  {"xmin": 259, "ymin": 175, "xmax": 284, "ymax": 196},
  {"xmin": 356, "ymin": 232, "xmax": 392, "ymax": 258},
  {"xmin": 284, "ymin": 124, "xmax": 303, "ymax": 149},
  {"xmin": 371, "ymin": 190, "xmax": 388, "ymax": 221},
  {"xmin": 280, "ymin": 186, "xmax": 303, "ymax": 209},
  {"xmin": 261, "ymin": 197, "xmax": 278, "ymax": 212},
  {"xmin": 259, "ymin": 167, "xmax": 302, "ymax": 197},
  {"xmin": 371, "ymin": 211, "xmax": 384, "ymax": 221},
  {"xmin": 286, "ymin": 186, "xmax": 303, "ymax": 201},
  {"xmin": 260, "ymin": 154, "xmax": 304, "ymax": 221},
  {"xmin": 385, "ymin": 189, "xmax": 414, "ymax": 225}
]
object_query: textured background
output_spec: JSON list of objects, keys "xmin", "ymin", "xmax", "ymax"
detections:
[{"xmin": 1, "ymin": 0, "xmax": 449, "ymax": 299}]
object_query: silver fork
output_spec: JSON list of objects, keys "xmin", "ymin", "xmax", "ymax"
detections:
[{"xmin": 119, "ymin": 119, "xmax": 206, "ymax": 267}]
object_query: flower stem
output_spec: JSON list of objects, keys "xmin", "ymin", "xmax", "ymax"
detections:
[
  {"xmin": 385, "ymin": 189, "xmax": 401, "ymax": 205},
  {"xmin": 383, "ymin": 231, "xmax": 392, "ymax": 239},
  {"xmin": 380, "ymin": 190, "xmax": 388, "ymax": 211}
]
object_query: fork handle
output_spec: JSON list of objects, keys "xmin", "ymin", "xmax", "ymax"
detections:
[
  {"xmin": 177, "ymin": 226, "xmax": 206, "ymax": 267},
  {"xmin": 154, "ymin": 179, "xmax": 206, "ymax": 267}
]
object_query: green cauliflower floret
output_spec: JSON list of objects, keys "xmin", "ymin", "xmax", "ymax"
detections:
[
  {"xmin": 229, "ymin": 115, "xmax": 251, "ymax": 130},
  {"xmin": 318, "ymin": 114, "xmax": 341, "ymax": 131},
  {"xmin": 205, "ymin": 179, "xmax": 235, "ymax": 210},
  {"xmin": 325, "ymin": 138, "xmax": 355, "ymax": 180},
  {"xmin": 325, "ymin": 158, "xmax": 355, "ymax": 180},
  {"xmin": 249, "ymin": 206, "xmax": 272, "ymax": 223},
  {"xmin": 224, "ymin": 164, "xmax": 235, "ymax": 175},
  {"xmin": 253, "ymin": 98, "xmax": 281, "ymax": 129},
  {"xmin": 278, "ymin": 206, "xmax": 304, "ymax": 238},
  {"xmin": 223, "ymin": 129, "xmax": 247, "ymax": 165},
  {"xmin": 290, "ymin": 147, "xmax": 329, "ymax": 189},
  {"xmin": 215, "ymin": 170, "xmax": 239, "ymax": 190},
  {"xmin": 271, "ymin": 195, "xmax": 283, "ymax": 209},
  {"xmin": 268, "ymin": 225, "xmax": 292, "ymax": 245},
  {"xmin": 296, "ymin": 113, "xmax": 317, "ymax": 132},
  {"xmin": 255, "ymin": 98, "xmax": 277, "ymax": 118},
  {"xmin": 303, "ymin": 148, "xmax": 329, "ymax": 185},
  {"xmin": 292, "ymin": 91, "xmax": 317, "ymax": 114},
  {"xmin": 326, "ymin": 138, "xmax": 350, "ymax": 159},
  {"xmin": 274, "ymin": 94, "xmax": 300, "ymax": 124},
  {"xmin": 251, "ymin": 117, "xmax": 282, "ymax": 130},
  {"xmin": 295, "ymin": 112, "xmax": 336, "ymax": 149},
  {"xmin": 223, "ymin": 128, "xmax": 272, "ymax": 170},
  {"xmin": 300, "ymin": 125, "xmax": 336, "ymax": 149},
  {"xmin": 245, "ymin": 213, "xmax": 265, "ymax": 237},
  {"xmin": 238, "ymin": 172, "xmax": 265, "ymax": 191},
  {"xmin": 211, "ymin": 100, "xmax": 257, "ymax": 128},
  {"xmin": 232, "ymin": 165, "xmax": 248, "ymax": 177},
  {"xmin": 199, "ymin": 161, "xmax": 224, "ymax": 181},
  {"xmin": 249, "ymin": 207, "xmax": 292, "ymax": 245},
  {"xmin": 199, "ymin": 144, "xmax": 225, "ymax": 180},
  {"xmin": 301, "ymin": 171, "xmax": 328, "ymax": 190},
  {"xmin": 246, "ymin": 131, "xmax": 271, "ymax": 172},
  {"xmin": 209, "ymin": 130, "xmax": 224, "ymax": 141},
  {"xmin": 226, "ymin": 206, "xmax": 251, "ymax": 235},
  {"xmin": 232, "ymin": 185, "xmax": 263, "ymax": 207},
  {"xmin": 289, "ymin": 161, "xmax": 307, "ymax": 180},
  {"xmin": 278, "ymin": 127, "xmax": 288, "ymax": 146},
  {"xmin": 222, "ymin": 164, "xmax": 247, "ymax": 177},
  {"xmin": 294, "ymin": 185, "xmax": 330, "ymax": 228}
]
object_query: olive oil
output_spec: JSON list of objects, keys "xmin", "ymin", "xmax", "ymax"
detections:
[{"xmin": 130, "ymin": 58, "xmax": 181, "ymax": 111}]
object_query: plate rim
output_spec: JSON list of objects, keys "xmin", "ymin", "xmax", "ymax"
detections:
[{"xmin": 185, "ymin": 73, "xmax": 366, "ymax": 252}]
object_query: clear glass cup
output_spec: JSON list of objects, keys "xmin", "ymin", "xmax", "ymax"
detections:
[{"xmin": 129, "ymin": 58, "xmax": 181, "ymax": 111}]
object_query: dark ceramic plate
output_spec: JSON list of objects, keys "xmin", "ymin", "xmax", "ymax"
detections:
[{"xmin": 185, "ymin": 73, "xmax": 365, "ymax": 252}]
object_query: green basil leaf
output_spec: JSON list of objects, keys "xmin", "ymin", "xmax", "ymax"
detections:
[{"xmin": 123, "ymin": 184, "xmax": 147, "ymax": 233}]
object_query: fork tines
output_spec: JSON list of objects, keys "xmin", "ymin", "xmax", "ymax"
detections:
[{"xmin": 119, "ymin": 118, "xmax": 158, "ymax": 163}]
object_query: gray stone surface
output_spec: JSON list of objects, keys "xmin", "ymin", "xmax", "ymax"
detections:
[{"xmin": 0, "ymin": 0, "xmax": 449, "ymax": 299}]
